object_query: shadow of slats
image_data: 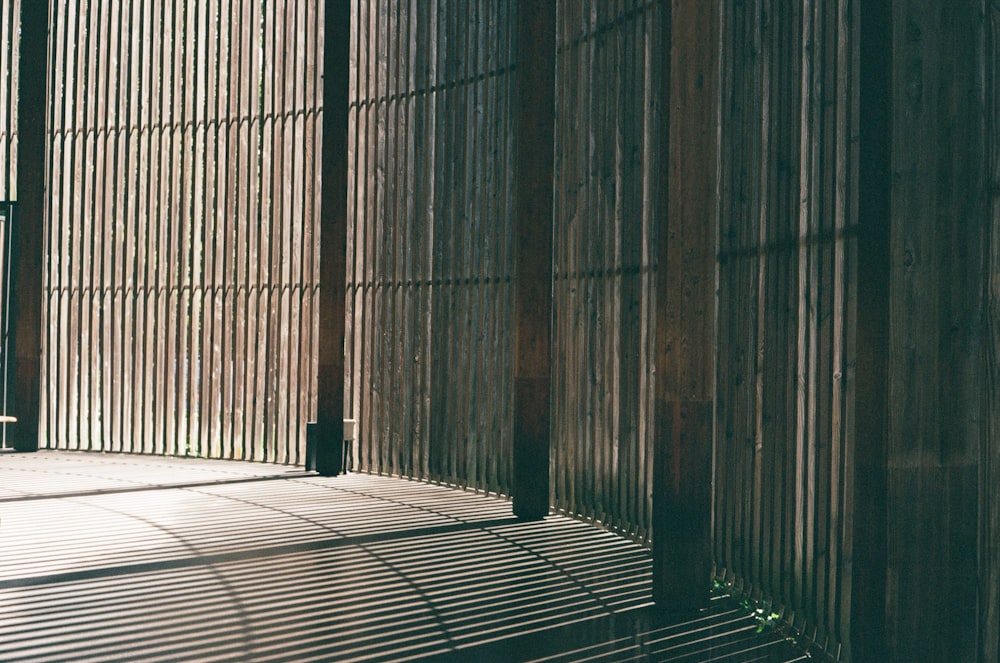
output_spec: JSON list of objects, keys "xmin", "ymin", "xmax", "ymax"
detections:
[{"xmin": 0, "ymin": 452, "xmax": 806, "ymax": 662}]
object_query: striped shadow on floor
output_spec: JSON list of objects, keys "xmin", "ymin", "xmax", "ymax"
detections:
[{"xmin": 0, "ymin": 452, "xmax": 808, "ymax": 662}]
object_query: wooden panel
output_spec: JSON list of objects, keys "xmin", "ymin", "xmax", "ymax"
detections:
[
  {"xmin": 550, "ymin": 0, "xmax": 661, "ymax": 542},
  {"xmin": 346, "ymin": 0, "xmax": 516, "ymax": 495},
  {"xmin": 42, "ymin": 0, "xmax": 323, "ymax": 463},
  {"xmin": 714, "ymin": 0, "xmax": 858, "ymax": 655},
  {"xmin": 0, "ymin": 0, "xmax": 17, "ymax": 199}
]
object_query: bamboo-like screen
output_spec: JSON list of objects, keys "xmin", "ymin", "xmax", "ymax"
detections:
[
  {"xmin": 346, "ymin": 0, "xmax": 517, "ymax": 492},
  {"xmin": 550, "ymin": 0, "xmax": 663, "ymax": 541},
  {"xmin": 0, "ymin": 0, "xmax": 17, "ymax": 200},
  {"xmin": 42, "ymin": 1, "xmax": 323, "ymax": 462}
]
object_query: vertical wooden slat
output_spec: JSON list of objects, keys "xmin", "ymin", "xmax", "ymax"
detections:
[
  {"xmin": 44, "ymin": 0, "xmax": 62, "ymax": 448},
  {"xmin": 138, "ymin": 0, "xmax": 153, "ymax": 453},
  {"xmin": 345, "ymin": 0, "xmax": 359, "ymax": 466},
  {"xmin": 652, "ymin": 0, "xmax": 718, "ymax": 609},
  {"xmin": 237, "ymin": 0, "xmax": 254, "ymax": 460},
  {"xmin": 983, "ymin": 4, "xmax": 1000, "ymax": 661},
  {"xmin": 359, "ymin": 0, "xmax": 374, "ymax": 471},
  {"xmin": 385, "ymin": 0, "xmax": 401, "ymax": 475}
]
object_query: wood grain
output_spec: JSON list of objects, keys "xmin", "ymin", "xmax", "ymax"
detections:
[
  {"xmin": 652, "ymin": 0, "xmax": 718, "ymax": 609},
  {"xmin": 984, "ymin": 6, "xmax": 1000, "ymax": 662}
]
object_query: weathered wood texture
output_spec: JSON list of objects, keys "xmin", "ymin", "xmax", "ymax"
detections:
[
  {"xmin": 652, "ymin": 0, "xmax": 717, "ymax": 608},
  {"xmin": 550, "ymin": 0, "xmax": 662, "ymax": 540},
  {"xmin": 715, "ymin": 1, "xmax": 993, "ymax": 660},
  {"xmin": 346, "ymin": 0, "xmax": 517, "ymax": 494},
  {"xmin": 512, "ymin": 0, "xmax": 554, "ymax": 520},
  {"xmin": 0, "ymin": 0, "xmax": 18, "ymax": 439},
  {"xmin": 0, "ymin": 203, "xmax": 16, "ymax": 448},
  {"xmin": 0, "ymin": 0, "xmax": 18, "ymax": 200},
  {"xmin": 882, "ymin": 1, "xmax": 986, "ymax": 661},
  {"xmin": 714, "ymin": 0, "xmax": 857, "ymax": 655},
  {"xmin": 984, "ymin": 5, "xmax": 1000, "ymax": 662},
  {"xmin": 851, "ymin": 1, "xmax": 890, "ymax": 660},
  {"xmin": 315, "ymin": 0, "xmax": 350, "ymax": 476},
  {"xmin": 42, "ymin": 0, "xmax": 324, "ymax": 463},
  {"xmin": 11, "ymin": 0, "xmax": 46, "ymax": 452}
]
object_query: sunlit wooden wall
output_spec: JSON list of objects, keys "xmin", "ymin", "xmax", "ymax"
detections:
[
  {"xmin": 5, "ymin": 2, "xmax": 997, "ymax": 659},
  {"xmin": 550, "ymin": 0, "xmax": 662, "ymax": 540},
  {"xmin": 42, "ymin": 0, "xmax": 323, "ymax": 462},
  {"xmin": 0, "ymin": 1, "xmax": 19, "ymax": 434},
  {"xmin": 0, "ymin": 0, "xmax": 18, "ymax": 200},
  {"xmin": 345, "ymin": 0, "xmax": 665, "ymax": 530},
  {"xmin": 346, "ymin": 0, "xmax": 517, "ymax": 493}
]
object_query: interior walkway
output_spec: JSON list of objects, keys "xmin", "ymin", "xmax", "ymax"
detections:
[{"xmin": 0, "ymin": 452, "xmax": 809, "ymax": 662}]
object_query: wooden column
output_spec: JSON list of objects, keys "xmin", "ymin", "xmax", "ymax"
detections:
[
  {"xmin": 852, "ymin": 2, "xmax": 988, "ymax": 660},
  {"xmin": 315, "ymin": 0, "xmax": 350, "ymax": 476},
  {"xmin": 848, "ymin": 2, "xmax": 891, "ymax": 660},
  {"xmin": 512, "ymin": 0, "xmax": 555, "ymax": 520},
  {"xmin": 10, "ymin": 0, "xmax": 49, "ymax": 452},
  {"xmin": 652, "ymin": 0, "xmax": 719, "ymax": 609}
]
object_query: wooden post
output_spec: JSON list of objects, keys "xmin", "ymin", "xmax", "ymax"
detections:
[
  {"xmin": 652, "ymin": 0, "xmax": 719, "ymax": 609},
  {"xmin": 316, "ymin": 0, "xmax": 350, "ymax": 476},
  {"xmin": 847, "ymin": 2, "xmax": 891, "ymax": 660},
  {"xmin": 512, "ymin": 0, "xmax": 555, "ymax": 520},
  {"xmin": 10, "ymin": 0, "xmax": 49, "ymax": 452}
]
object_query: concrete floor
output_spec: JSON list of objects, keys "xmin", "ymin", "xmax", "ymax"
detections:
[{"xmin": 0, "ymin": 451, "xmax": 808, "ymax": 662}]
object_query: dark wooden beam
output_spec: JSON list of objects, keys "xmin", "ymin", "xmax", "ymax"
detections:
[
  {"xmin": 512, "ymin": 0, "xmax": 555, "ymax": 520},
  {"xmin": 652, "ymin": 0, "xmax": 719, "ymax": 610},
  {"xmin": 315, "ymin": 0, "xmax": 350, "ymax": 476},
  {"xmin": 10, "ymin": 0, "xmax": 49, "ymax": 452},
  {"xmin": 847, "ymin": 1, "xmax": 890, "ymax": 654}
]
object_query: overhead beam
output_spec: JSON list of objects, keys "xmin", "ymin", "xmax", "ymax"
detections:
[
  {"xmin": 315, "ymin": 0, "xmax": 350, "ymax": 475},
  {"xmin": 512, "ymin": 0, "xmax": 555, "ymax": 520},
  {"xmin": 652, "ymin": 0, "xmax": 720, "ymax": 609}
]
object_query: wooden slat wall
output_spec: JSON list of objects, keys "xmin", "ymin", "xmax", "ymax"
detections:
[
  {"xmin": 346, "ymin": 0, "xmax": 516, "ymax": 494},
  {"xmin": 0, "ymin": 202, "xmax": 13, "ymax": 442},
  {"xmin": 0, "ymin": 0, "xmax": 17, "ymax": 199},
  {"xmin": 714, "ymin": 0, "xmax": 856, "ymax": 655},
  {"xmin": 0, "ymin": 0, "xmax": 18, "ymax": 444},
  {"xmin": 42, "ymin": 0, "xmax": 322, "ymax": 463},
  {"xmin": 550, "ymin": 0, "xmax": 662, "ymax": 542}
]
